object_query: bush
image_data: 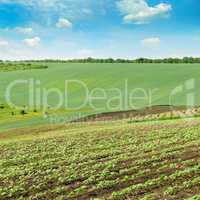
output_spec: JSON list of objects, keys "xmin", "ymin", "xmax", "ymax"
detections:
[
  {"xmin": 20, "ymin": 110, "xmax": 27, "ymax": 115},
  {"xmin": 0, "ymin": 105, "xmax": 4, "ymax": 109}
]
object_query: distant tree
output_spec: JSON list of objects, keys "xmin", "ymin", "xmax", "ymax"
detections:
[
  {"xmin": 20, "ymin": 110, "xmax": 27, "ymax": 115},
  {"xmin": 4, "ymin": 57, "xmax": 200, "ymax": 64}
]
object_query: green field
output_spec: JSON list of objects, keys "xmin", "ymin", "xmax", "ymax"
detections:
[
  {"xmin": 1, "ymin": 1, "xmax": 199, "ymax": 199},
  {"xmin": 1, "ymin": 118, "xmax": 200, "ymax": 199},
  {"xmin": 1, "ymin": 63, "xmax": 200, "ymax": 199},
  {"xmin": 1, "ymin": 63, "xmax": 200, "ymax": 130}
]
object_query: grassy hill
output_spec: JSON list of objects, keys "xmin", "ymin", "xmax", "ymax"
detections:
[
  {"xmin": 1, "ymin": 118, "xmax": 200, "ymax": 199},
  {"xmin": 1, "ymin": 63, "xmax": 200, "ymax": 130}
]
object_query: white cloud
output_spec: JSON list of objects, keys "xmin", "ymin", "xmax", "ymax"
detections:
[
  {"xmin": 23, "ymin": 37, "xmax": 40, "ymax": 48},
  {"xmin": 117, "ymin": 0, "xmax": 172, "ymax": 24},
  {"xmin": 56, "ymin": 18, "xmax": 72, "ymax": 28},
  {"xmin": 0, "ymin": 0, "xmax": 59, "ymax": 8},
  {"xmin": 0, "ymin": 0, "xmax": 102, "ymax": 24},
  {"xmin": 82, "ymin": 8, "xmax": 92, "ymax": 15},
  {"xmin": 141, "ymin": 37, "xmax": 161, "ymax": 47},
  {"xmin": 15, "ymin": 27, "xmax": 33, "ymax": 34},
  {"xmin": 0, "ymin": 40, "xmax": 9, "ymax": 47},
  {"xmin": 77, "ymin": 49, "xmax": 93, "ymax": 57}
]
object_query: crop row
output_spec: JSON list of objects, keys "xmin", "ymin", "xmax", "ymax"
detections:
[{"xmin": 1, "ymin": 120, "xmax": 200, "ymax": 199}]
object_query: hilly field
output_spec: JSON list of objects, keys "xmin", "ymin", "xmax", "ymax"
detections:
[
  {"xmin": 1, "ymin": 63, "xmax": 200, "ymax": 130},
  {"xmin": 1, "ymin": 118, "xmax": 200, "ymax": 199},
  {"xmin": 1, "ymin": 1, "xmax": 200, "ymax": 199}
]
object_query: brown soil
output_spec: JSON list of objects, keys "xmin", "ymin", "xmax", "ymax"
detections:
[{"xmin": 73, "ymin": 105, "xmax": 193, "ymax": 122}]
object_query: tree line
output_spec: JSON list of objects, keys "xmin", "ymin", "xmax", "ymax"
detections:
[
  {"xmin": 2, "ymin": 57, "xmax": 200, "ymax": 64},
  {"xmin": 0, "ymin": 61, "xmax": 48, "ymax": 72}
]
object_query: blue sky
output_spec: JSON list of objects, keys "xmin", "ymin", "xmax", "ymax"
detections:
[{"xmin": 0, "ymin": 0, "xmax": 199, "ymax": 60}]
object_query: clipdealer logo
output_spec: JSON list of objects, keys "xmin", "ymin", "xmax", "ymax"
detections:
[{"xmin": 5, "ymin": 79, "xmax": 159, "ymax": 112}]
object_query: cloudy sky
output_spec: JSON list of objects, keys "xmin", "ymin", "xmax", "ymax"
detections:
[{"xmin": 0, "ymin": 0, "xmax": 199, "ymax": 60}]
